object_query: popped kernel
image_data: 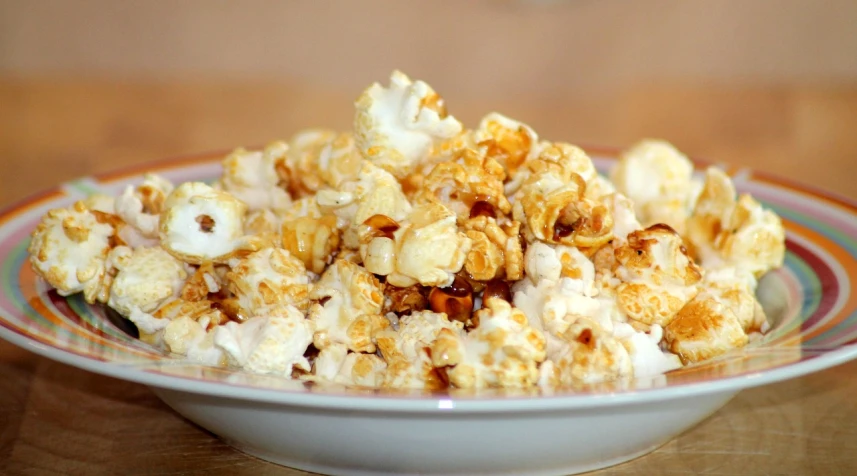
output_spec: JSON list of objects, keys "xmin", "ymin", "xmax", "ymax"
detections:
[
  {"xmin": 687, "ymin": 167, "xmax": 785, "ymax": 277},
  {"xmin": 359, "ymin": 201, "xmax": 472, "ymax": 288},
  {"xmin": 376, "ymin": 310, "xmax": 463, "ymax": 390},
  {"xmin": 308, "ymin": 259, "xmax": 388, "ymax": 352},
  {"xmin": 664, "ymin": 292, "xmax": 749, "ymax": 364},
  {"xmin": 610, "ymin": 139, "xmax": 698, "ymax": 234},
  {"xmin": 430, "ymin": 298, "xmax": 546, "ymax": 389},
  {"xmin": 547, "ymin": 318, "xmax": 633, "ymax": 386},
  {"xmin": 613, "ymin": 224, "xmax": 702, "ymax": 330},
  {"xmin": 28, "ymin": 201, "xmax": 116, "ymax": 303},
  {"xmin": 474, "ymin": 113, "xmax": 539, "ymax": 181},
  {"xmin": 219, "ymin": 145, "xmax": 292, "ymax": 212},
  {"xmin": 415, "ymin": 147, "xmax": 510, "ymax": 223},
  {"xmin": 275, "ymin": 132, "xmax": 330, "ymax": 198},
  {"xmin": 226, "ymin": 247, "xmax": 310, "ymax": 316},
  {"xmin": 313, "ymin": 344, "xmax": 388, "ymax": 388},
  {"xmin": 115, "ymin": 173, "xmax": 174, "ymax": 238},
  {"xmin": 513, "ymin": 169, "xmax": 613, "ymax": 252},
  {"xmin": 106, "ymin": 245, "xmax": 188, "ymax": 316},
  {"xmin": 281, "ymin": 214, "xmax": 340, "ymax": 274},
  {"xmin": 214, "ymin": 304, "xmax": 314, "ymax": 377},
  {"xmin": 354, "ymin": 70, "xmax": 462, "ymax": 179},
  {"xmin": 462, "ymin": 216, "xmax": 523, "ymax": 281},
  {"xmin": 159, "ymin": 182, "xmax": 261, "ymax": 264}
]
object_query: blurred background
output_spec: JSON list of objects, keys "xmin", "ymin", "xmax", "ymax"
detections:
[{"xmin": 2, "ymin": 0, "xmax": 857, "ymax": 204}]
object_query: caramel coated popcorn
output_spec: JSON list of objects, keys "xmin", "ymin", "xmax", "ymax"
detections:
[{"xmin": 29, "ymin": 71, "xmax": 786, "ymax": 392}]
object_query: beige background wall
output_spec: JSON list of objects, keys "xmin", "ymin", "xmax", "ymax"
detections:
[
  {"xmin": 2, "ymin": 0, "xmax": 856, "ymax": 203},
  {"xmin": 2, "ymin": 0, "xmax": 856, "ymax": 98}
]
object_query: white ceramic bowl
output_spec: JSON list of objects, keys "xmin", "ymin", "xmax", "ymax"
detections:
[{"xmin": 2, "ymin": 152, "xmax": 857, "ymax": 475}]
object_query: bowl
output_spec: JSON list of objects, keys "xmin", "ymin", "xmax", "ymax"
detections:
[{"xmin": 2, "ymin": 150, "xmax": 856, "ymax": 475}]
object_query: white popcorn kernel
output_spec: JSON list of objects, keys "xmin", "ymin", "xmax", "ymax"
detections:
[
  {"xmin": 214, "ymin": 305, "xmax": 314, "ymax": 377},
  {"xmin": 28, "ymin": 201, "xmax": 116, "ymax": 303},
  {"xmin": 219, "ymin": 145, "xmax": 292, "ymax": 212},
  {"xmin": 226, "ymin": 247, "xmax": 310, "ymax": 316},
  {"xmin": 308, "ymin": 260, "xmax": 388, "ymax": 352},
  {"xmin": 610, "ymin": 139, "xmax": 696, "ymax": 234},
  {"xmin": 159, "ymin": 182, "xmax": 257, "ymax": 264},
  {"xmin": 106, "ymin": 245, "xmax": 188, "ymax": 316},
  {"xmin": 430, "ymin": 299, "xmax": 546, "ymax": 389},
  {"xmin": 313, "ymin": 343, "xmax": 387, "ymax": 388},
  {"xmin": 376, "ymin": 310, "xmax": 462, "ymax": 390},
  {"xmin": 114, "ymin": 174, "xmax": 174, "ymax": 239},
  {"xmin": 354, "ymin": 70, "xmax": 462, "ymax": 179}
]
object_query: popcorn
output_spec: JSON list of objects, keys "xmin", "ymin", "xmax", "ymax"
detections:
[
  {"xmin": 281, "ymin": 214, "xmax": 340, "ymax": 274},
  {"xmin": 507, "ymin": 142, "xmax": 596, "ymax": 197},
  {"xmin": 513, "ymin": 168, "xmax": 613, "ymax": 252},
  {"xmin": 153, "ymin": 297, "xmax": 230, "ymax": 330},
  {"xmin": 354, "ymin": 70, "xmax": 462, "ymax": 179},
  {"xmin": 664, "ymin": 292, "xmax": 749, "ymax": 364},
  {"xmin": 159, "ymin": 182, "xmax": 259, "ymax": 264},
  {"xmin": 544, "ymin": 318, "xmax": 633, "ymax": 386},
  {"xmin": 316, "ymin": 132, "xmax": 364, "ymax": 188},
  {"xmin": 319, "ymin": 161, "xmax": 412, "ymax": 248},
  {"xmin": 606, "ymin": 193, "xmax": 643, "ymax": 245},
  {"xmin": 474, "ymin": 113, "xmax": 539, "ymax": 181},
  {"xmin": 106, "ymin": 245, "xmax": 188, "ymax": 316},
  {"xmin": 219, "ymin": 145, "xmax": 292, "ymax": 212},
  {"xmin": 163, "ymin": 315, "xmax": 226, "ymax": 366},
  {"xmin": 523, "ymin": 241, "xmax": 595, "ymax": 287},
  {"xmin": 430, "ymin": 298, "xmax": 546, "ymax": 389},
  {"xmin": 115, "ymin": 174, "xmax": 174, "ymax": 238},
  {"xmin": 415, "ymin": 147, "xmax": 510, "ymax": 223},
  {"xmin": 313, "ymin": 344, "xmax": 387, "ymax": 387},
  {"xmin": 383, "ymin": 285, "xmax": 429, "ymax": 316},
  {"xmin": 700, "ymin": 266, "xmax": 767, "ymax": 333},
  {"xmin": 226, "ymin": 247, "xmax": 310, "ymax": 316},
  {"xmin": 359, "ymin": 202, "xmax": 472, "ymax": 287},
  {"xmin": 30, "ymin": 70, "xmax": 787, "ymax": 391},
  {"xmin": 180, "ymin": 262, "xmax": 223, "ymax": 302},
  {"xmin": 613, "ymin": 225, "xmax": 702, "ymax": 330},
  {"xmin": 687, "ymin": 167, "xmax": 786, "ymax": 277},
  {"xmin": 513, "ymin": 276, "xmax": 603, "ymax": 357},
  {"xmin": 376, "ymin": 310, "xmax": 463, "ymax": 390},
  {"xmin": 244, "ymin": 208, "xmax": 281, "ymax": 240},
  {"xmin": 28, "ymin": 201, "xmax": 116, "ymax": 303},
  {"xmin": 83, "ymin": 193, "xmax": 116, "ymax": 214},
  {"xmin": 273, "ymin": 133, "xmax": 328, "ymax": 198},
  {"xmin": 610, "ymin": 140, "xmax": 697, "ymax": 234},
  {"xmin": 462, "ymin": 216, "xmax": 523, "ymax": 281},
  {"xmin": 614, "ymin": 322, "xmax": 682, "ymax": 378},
  {"xmin": 308, "ymin": 260, "xmax": 388, "ymax": 352},
  {"xmin": 347, "ymin": 161, "xmax": 413, "ymax": 231},
  {"xmin": 214, "ymin": 305, "xmax": 314, "ymax": 377}
]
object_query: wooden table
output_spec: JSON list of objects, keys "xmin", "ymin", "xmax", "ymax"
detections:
[{"xmin": 2, "ymin": 79, "xmax": 857, "ymax": 475}]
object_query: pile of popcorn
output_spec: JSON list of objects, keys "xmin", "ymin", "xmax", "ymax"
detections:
[{"xmin": 28, "ymin": 71, "xmax": 786, "ymax": 391}]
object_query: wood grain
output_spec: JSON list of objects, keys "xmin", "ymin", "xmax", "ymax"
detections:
[{"xmin": 2, "ymin": 78, "xmax": 857, "ymax": 475}]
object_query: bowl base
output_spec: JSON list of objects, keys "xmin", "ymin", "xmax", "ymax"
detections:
[{"xmin": 230, "ymin": 439, "xmax": 668, "ymax": 476}]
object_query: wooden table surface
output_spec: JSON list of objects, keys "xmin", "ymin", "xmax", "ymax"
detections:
[{"xmin": 2, "ymin": 78, "xmax": 857, "ymax": 475}]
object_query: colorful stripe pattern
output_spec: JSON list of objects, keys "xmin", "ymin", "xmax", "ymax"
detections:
[{"xmin": 0, "ymin": 154, "xmax": 855, "ymax": 396}]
